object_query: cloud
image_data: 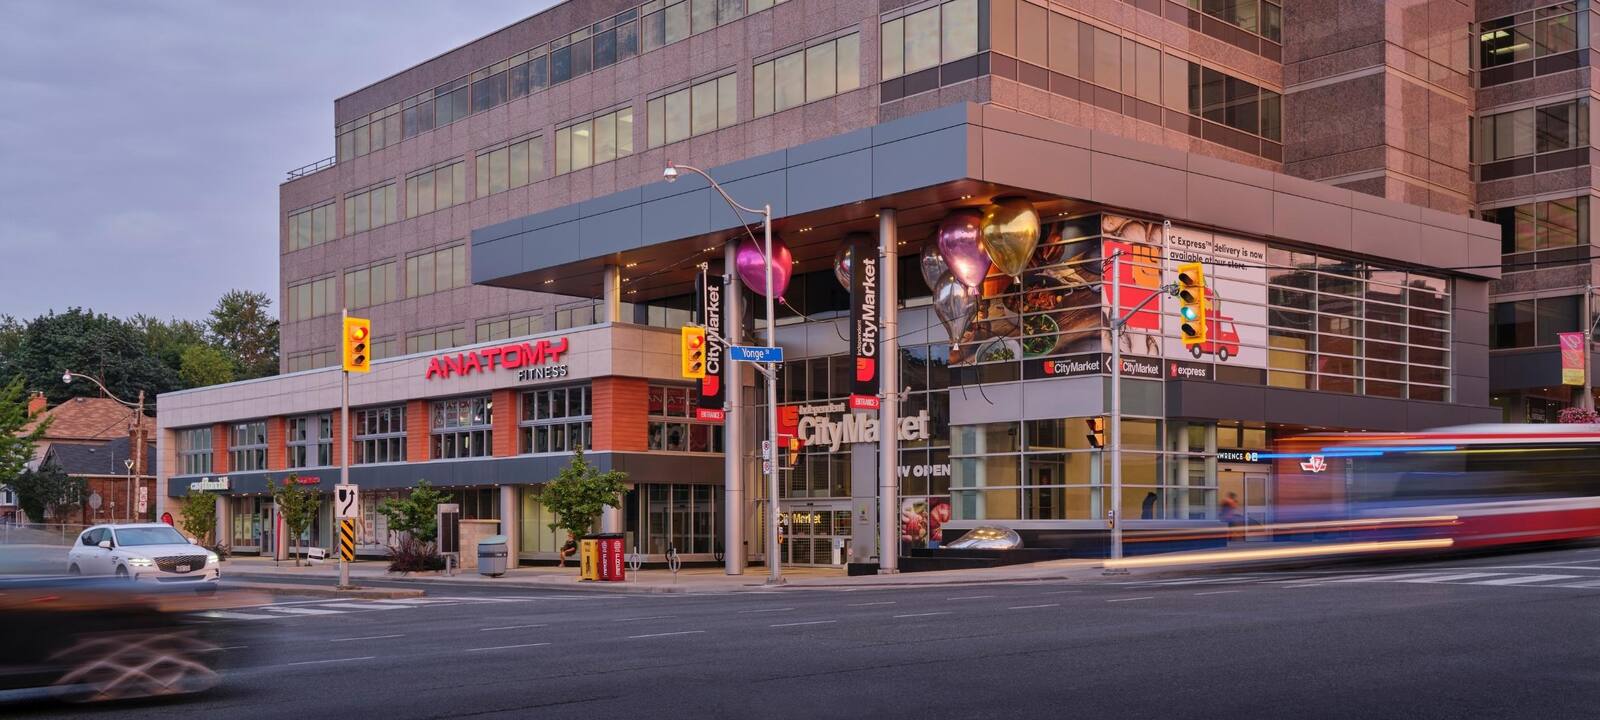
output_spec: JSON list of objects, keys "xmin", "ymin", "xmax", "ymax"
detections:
[{"xmin": 0, "ymin": 0, "xmax": 549, "ymax": 320}]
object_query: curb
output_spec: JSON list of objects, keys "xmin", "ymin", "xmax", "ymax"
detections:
[{"xmin": 223, "ymin": 579, "xmax": 426, "ymax": 599}]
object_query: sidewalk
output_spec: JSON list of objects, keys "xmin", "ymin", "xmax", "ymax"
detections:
[{"xmin": 220, "ymin": 555, "xmax": 1115, "ymax": 594}]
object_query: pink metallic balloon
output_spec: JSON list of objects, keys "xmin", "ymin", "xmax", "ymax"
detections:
[
  {"xmin": 938, "ymin": 209, "xmax": 989, "ymax": 289},
  {"xmin": 735, "ymin": 233, "xmax": 794, "ymax": 299}
]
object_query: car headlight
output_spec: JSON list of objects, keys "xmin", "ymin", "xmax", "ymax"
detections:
[
  {"xmin": 206, "ymin": 552, "xmax": 220, "ymax": 565},
  {"xmin": 127, "ymin": 557, "xmax": 155, "ymax": 567}
]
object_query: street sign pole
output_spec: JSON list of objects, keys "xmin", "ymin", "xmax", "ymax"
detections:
[
  {"xmin": 339, "ymin": 309, "xmax": 351, "ymax": 590},
  {"xmin": 1109, "ymin": 252, "xmax": 1123, "ymax": 564}
]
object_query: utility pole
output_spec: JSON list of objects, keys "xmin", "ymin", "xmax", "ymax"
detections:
[
  {"xmin": 1584, "ymin": 283, "xmax": 1595, "ymax": 411},
  {"xmin": 1109, "ymin": 249, "xmax": 1123, "ymax": 562},
  {"xmin": 339, "ymin": 308, "xmax": 351, "ymax": 589}
]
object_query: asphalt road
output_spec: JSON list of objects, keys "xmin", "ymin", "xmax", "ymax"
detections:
[{"xmin": 16, "ymin": 544, "xmax": 1600, "ymax": 719}]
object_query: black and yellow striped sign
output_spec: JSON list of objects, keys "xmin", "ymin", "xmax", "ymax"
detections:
[{"xmin": 339, "ymin": 519, "xmax": 356, "ymax": 561}]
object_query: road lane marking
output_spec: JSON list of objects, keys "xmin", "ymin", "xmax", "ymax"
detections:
[
  {"xmin": 330, "ymin": 634, "xmax": 404, "ymax": 643},
  {"xmin": 195, "ymin": 611, "xmax": 279, "ymax": 621},
  {"xmin": 1008, "ymin": 604, "xmax": 1059, "ymax": 610},
  {"xmin": 1106, "ymin": 596, "xmax": 1155, "ymax": 603},
  {"xmin": 1472, "ymin": 574, "xmax": 1580, "ymax": 586},
  {"xmin": 1041, "ymin": 590, "xmax": 1082, "ymax": 595},
  {"xmin": 216, "ymin": 646, "xmax": 250, "ymax": 651},
  {"xmin": 466, "ymin": 643, "xmax": 551, "ymax": 652},
  {"xmin": 479, "ymin": 624, "xmax": 547, "ymax": 632},
  {"xmin": 1194, "ymin": 590, "xmax": 1241, "ymax": 596},
  {"xmin": 1395, "ymin": 572, "xmax": 1506, "ymax": 584},
  {"xmin": 627, "ymin": 630, "xmax": 705, "ymax": 639},
  {"xmin": 263, "ymin": 607, "xmax": 345, "ymax": 615},
  {"xmin": 894, "ymin": 612, "xmax": 952, "ymax": 618},
  {"xmin": 315, "ymin": 602, "xmax": 406, "ymax": 611},
  {"xmin": 287, "ymin": 656, "xmax": 375, "ymax": 666},
  {"xmin": 613, "ymin": 615, "xmax": 676, "ymax": 622},
  {"xmin": 738, "ymin": 607, "xmax": 795, "ymax": 614},
  {"xmin": 946, "ymin": 595, "xmax": 994, "ymax": 600},
  {"xmin": 848, "ymin": 601, "xmax": 896, "ymax": 606},
  {"xmin": 1561, "ymin": 579, "xmax": 1600, "ymax": 588},
  {"xmin": 771, "ymin": 620, "xmax": 837, "ymax": 627},
  {"xmin": 1325, "ymin": 573, "xmax": 1445, "ymax": 583}
]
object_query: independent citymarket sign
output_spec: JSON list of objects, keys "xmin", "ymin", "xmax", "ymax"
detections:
[{"xmin": 424, "ymin": 337, "xmax": 570, "ymax": 382}]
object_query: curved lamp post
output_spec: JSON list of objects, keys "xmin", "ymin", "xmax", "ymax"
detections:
[{"xmin": 62, "ymin": 371, "xmax": 147, "ymax": 523}]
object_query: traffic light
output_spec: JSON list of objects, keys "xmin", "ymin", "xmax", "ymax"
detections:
[
  {"xmin": 1085, "ymin": 417, "xmax": 1106, "ymax": 449},
  {"xmin": 680, "ymin": 326, "xmax": 707, "ymax": 379},
  {"xmin": 1176, "ymin": 262, "xmax": 1207, "ymax": 346},
  {"xmin": 342, "ymin": 316, "xmax": 371, "ymax": 373},
  {"xmin": 787, "ymin": 436, "xmax": 802, "ymax": 467}
]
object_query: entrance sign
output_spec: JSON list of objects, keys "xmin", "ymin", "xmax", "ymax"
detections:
[
  {"xmin": 849, "ymin": 234, "xmax": 881, "ymax": 410},
  {"xmin": 730, "ymin": 345, "xmax": 783, "ymax": 363},
  {"xmin": 190, "ymin": 477, "xmax": 230, "ymax": 492},
  {"xmin": 334, "ymin": 484, "xmax": 361, "ymax": 520}
]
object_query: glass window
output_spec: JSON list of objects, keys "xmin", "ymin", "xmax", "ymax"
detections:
[
  {"xmin": 806, "ymin": 42, "xmax": 836, "ymax": 102},
  {"xmin": 520, "ymin": 385, "xmax": 593, "ymax": 454},
  {"xmin": 881, "ymin": 17, "xmax": 904, "ymax": 79},
  {"xmin": 904, "ymin": 7, "xmax": 940, "ymax": 74},
  {"xmin": 942, "ymin": 0, "xmax": 978, "ymax": 61},
  {"xmin": 431, "ymin": 396, "xmax": 493, "ymax": 459}
]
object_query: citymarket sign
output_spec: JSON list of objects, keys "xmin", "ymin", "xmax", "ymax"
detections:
[
  {"xmin": 780, "ymin": 401, "xmax": 933, "ymax": 452},
  {"xmin": 424, "ymin": 337, "xmax": 570, "ymax": 382},
  {"xmin": 190, "ymin": 477, "xmax": 230, "ymax": 492}
]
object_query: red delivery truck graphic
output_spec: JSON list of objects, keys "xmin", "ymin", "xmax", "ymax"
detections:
[{"xmin": 1188, "ymin": 288, "xmax": 1241, "ymax": 362}]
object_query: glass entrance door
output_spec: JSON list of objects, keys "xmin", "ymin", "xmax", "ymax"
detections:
[
  {"xmin": 780, "ymin": 503, "xmax": 850, "ymax": 566},
  {"xmin": 1242, "ymin": 472, "xmax": 1269, "ymax": 541}
]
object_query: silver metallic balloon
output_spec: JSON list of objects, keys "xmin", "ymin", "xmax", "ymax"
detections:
[
  {"xmin": 833, "ymin": 242, "xmax": 854, "ymax": 289},
  {"xmin": 932, "ymin": 271, "xmax": 978, "ymax": 345},
  {"xmin": 919, "ymin": 240, "xmax": 948, "ymax": 290},
  {"xmin": 937, "ymin": 209, "xmax": 990, "ymax": 289},
  {"xmin": 980, "ymin": 196, "xmax": 1042, "ymax": 278}
]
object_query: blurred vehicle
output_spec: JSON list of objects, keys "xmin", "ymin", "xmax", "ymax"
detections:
[
  {"xmin": 0, "ymin": 576, "xmax": 237, "ymax": 703},
  {"xmin": 946, "ymin": 526, "xmax": 1024, "ymax": 550},
  {"xmin": 1273, "ymin": 424, "xmax": 1600, "ymax": 548},
  {"xmin": 66, "ymin": 524, "xmax": 220, "ymax": 589}
]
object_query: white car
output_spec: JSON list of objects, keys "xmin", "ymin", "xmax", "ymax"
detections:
[{"xmin": 66, "ymin": 523, "xmax": 221, "ymax": 588}]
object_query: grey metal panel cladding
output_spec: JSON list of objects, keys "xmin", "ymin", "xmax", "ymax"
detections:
[
  {"xmin": 167, "ymin": 453, "xmax": 724, "ymax": 497},
  {"xmin": 789, "ymin": 151, "xmax": 874, "ymax": 215},
  {"xmin": 473, "ymin": 238, "xmax": 522, "ymax": 284},
  {"xmin": 580, "ymin": 206, "xmax": 644, "ymax": 252},
  {"xmin": 1489, "ymin": 350, "xmax": 1561, "ymax": 390},
  {"xmin": 714, "ymin": 170, "xmax": 788, "ymax": 227},
  {"xmin": 787, "ymin": 126, "xmax": 873, "ymax": 166},
  {"xmin": 475, "ymin": 217, "xmax": 524, "ymax": 245},
  {"xmin": 640, "ymin": 190, "xmax": 713, "ymax": 246},
  {"xmin": 870, "ymin": 102, "xmax": 971, "ymax": 145},
  {"xmin": 871, "ymin": 127, "xmax": 971, "ymax": 197},
  {"xmin": 1165, "ymin": 381, "xmax": 1496, "ymax": 431}
]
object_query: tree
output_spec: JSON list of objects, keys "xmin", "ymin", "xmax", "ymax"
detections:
[
  {"xmin": 377, "ymin": 479, "xmax": 450, "ymax": 544},
  {"xmin": 179, "ymin": 344, "xmax": 235, "ymax": 388},
  {"xmin": 10, "ymin": 308, "xmax": 178, "ymax": 405},
  {"xmin": 133, "ymin": 315, "xmax": 210, "ymax": 381},
  {"xmin": 0, "ymin": 374, "xmax": 50, "ymax": 488},
  {"xmin": 179, "ymin": 491, "xmax": 219, "ymax": 547},
  {"xmin": 208, "ymin": 290, "xmax": 279, "ymax": 380},
  {"xmin": 11, "ymin": 459, "xmax": 84, "ymax": 524},
  {"xmin": 540, "ymin": 449, "xmax": 629, "ymax": 544},
  {"xmin": 271, "ymin": 475, "xmax": 321, "ymax": 566}
]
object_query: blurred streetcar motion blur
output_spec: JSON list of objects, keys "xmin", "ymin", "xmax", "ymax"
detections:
[{"xmin": 1272, "ymin": 424, "xmax": 1600, "ymax": 548}]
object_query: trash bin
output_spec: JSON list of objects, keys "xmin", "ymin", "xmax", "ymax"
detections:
[{"xmin": 478, "ymin": 535, "xmax": 509, "ymax": 577}]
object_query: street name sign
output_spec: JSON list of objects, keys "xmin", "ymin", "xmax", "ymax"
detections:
[{"xmin": 729, "ymin": 345, "xmax": 784, "ymax": 363}]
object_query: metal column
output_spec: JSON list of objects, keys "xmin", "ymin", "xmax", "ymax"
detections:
[
  {"xmin": 723, "ymin": 241, "xmax": 747, "ymax": 574},
  {"xmin": 877, "ymin": 209, "xmax": 900, "ymax": 574},
  {"xmin": 602, "ymin": 264, "xmax": 623, "ymax": 323}
]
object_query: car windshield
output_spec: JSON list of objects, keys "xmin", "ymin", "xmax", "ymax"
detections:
[{"xmin": 114, "ymin": 526, "xmax": 189, "ymax": 546}]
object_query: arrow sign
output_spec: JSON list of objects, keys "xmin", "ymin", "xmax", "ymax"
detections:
[
  {"xmin": 729, "ymin": 345, "xmax": 783, "ymax": 363},
  {"xmin": 335, "ymin": 484, "xmax": 361, "ymax": 520}
]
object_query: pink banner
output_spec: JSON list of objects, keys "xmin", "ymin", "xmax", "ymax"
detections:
[{"xmin": 1560, "ymin": 331, "xmax": 1586, "ymax": 386}]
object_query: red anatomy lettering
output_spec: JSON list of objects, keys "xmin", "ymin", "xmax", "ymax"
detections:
[
  {"xmin": 422, "ymin": 336, "xmax": 570, "ymax": 379},
  {"xmin": 544, "ymin": 336, "xmax": 569, "ymax": 362},
  {"xmin": 463, "ymin": 352, "xmax": 483, "ymax": 376},
  {"xmin": 502, "ymin": 345, "xmax": 524, "ymax": 369},
  {"xmin": 426, "ymin": 357, "xmax": 446, "ymax": 379},
  {"xmin": 444, "ymin": 355, "xmax": 464, "ymax": 377},
  {"xmin": 480, "ymin": 346, "xmax": 503, "ymax": 371}
]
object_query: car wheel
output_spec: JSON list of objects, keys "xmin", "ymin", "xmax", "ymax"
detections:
[
  {"xmin": 51, "ymin": 630, "xmax": 219, "ymax": 702},
  {"xmin": 1190, "ymin": 345, "xmax": 1203, "ymax": 359},
  {"xmin": 68, "ymin": 564, "xmax": 81, "ymax": 576},
  {"xmin": 1218, "ymin": 347, "xmax": 1230, "ymax": 362},
  {"xmin": 115, "ymin": 566, "xmax": 129, "ymax": 580}
]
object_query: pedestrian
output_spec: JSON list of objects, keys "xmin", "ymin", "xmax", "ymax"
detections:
[
  {"xmin": 1141, "ymin": 491, "xmax": 1158, "ymax": 520},
  {"xmin": 1220, "ymin": 492, "xmax": 1242, "ymax": 539},
  {"xmin": 558, "ymin": 535, "xmax": 578, "ymax": 567}
]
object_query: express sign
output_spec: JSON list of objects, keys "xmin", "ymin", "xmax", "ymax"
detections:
[{"xmin": 424, "ymin": 337, "xmax": 570, "ymax": 380}]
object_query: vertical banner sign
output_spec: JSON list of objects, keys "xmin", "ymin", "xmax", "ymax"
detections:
[
  {"xmin": 849, "ymin": 235, "xmax": 881, "ymax": 409},
  {"xmin": 1560, "ymin": 331, "xmax": 1586, "ymax": 386},
  {"xmin": 697, "ymin": 273, "xmax": 727, "ymax": 421}
]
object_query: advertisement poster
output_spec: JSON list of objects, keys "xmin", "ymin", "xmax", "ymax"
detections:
[
  {"xmin": 900, "ymin": 497, "xmax": 952, "ymax": 550},
  {"xmin": 849, "ymin": 234, "xmax": 882, "ymax": 409},
  {"xmin": 1159, "ymin": 225, "xmax": 1268, "ymax": 369},
  {"xmin": 1101, "ymin": 216, "xmax": 1165, "ymax": 358},
  {"xmin": 950, "ymin": 220, "xmax": 1103, "ymax": 366},
  {"xmin": 1560, "ymin": 331, "xmax": 1586, "ymax": 386}
]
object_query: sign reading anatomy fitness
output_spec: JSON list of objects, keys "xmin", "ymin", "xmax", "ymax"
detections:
[
  {"xmin": 423, "ymin": 337, "xmax": 570, "ymax": 382},
  {"xmin": 778, "ymin": 402, "xmax": 932, "ymax": 452}
]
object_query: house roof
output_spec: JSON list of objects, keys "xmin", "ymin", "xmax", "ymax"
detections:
[
  {"xmin": 24, "ymin": 397, "xmax": 151, "ymax": 442},
  {"xmin": 44, "ymin": 436, "xmax": 155, "ymax": 477}
]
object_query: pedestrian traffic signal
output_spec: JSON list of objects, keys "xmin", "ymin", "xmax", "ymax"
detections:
[
  {"xmin": 680, "ymin": 326, "xmax": 707, "ymax": 379},
  {"xmin": 1176, "ymin": 262, "xmax": 1207, "ymax": 346},
  {"xmin": 342, "ymin": 316, "xmax": 371, "ymax": 373},
  {"xmin": 1085, "ymin": 417, "xmax": 1106, "ymax": 449}
]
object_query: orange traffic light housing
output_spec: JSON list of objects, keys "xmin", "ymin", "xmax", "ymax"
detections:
[
  {"xmin": 1176, "ymin": 262, "xmax": 1207, "ymax": 347},
  {"xmin": 343, "ymin": 316, "xmax": 371, "ymax": 373},
  {"xmin": 680, "ymin": 326, "xmax": 707, "ymax": 379},
  {"xmin": 1085, "ymin": 417, "xmax": 1106, "ymax": 449},
  {"xmin": 786, "ymin": 436, "xmax": 802, "ymax": 467}
]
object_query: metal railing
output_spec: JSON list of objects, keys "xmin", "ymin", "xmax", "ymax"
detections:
[
  {"xmin": 286, "ymin": 155, "xmax": 336, "ymax": 180},
  {"xmin": 1, "ymin": 522, "xmax": 92, "ymax": 546}
]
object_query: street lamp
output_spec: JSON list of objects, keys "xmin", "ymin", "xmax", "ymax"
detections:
[
  {"xmin": 61, "ymin": 371, "xmax": 147, "ymax": 524},
  {"xmin": 663, "ymin": 161, "xmax": 783, "ymax": 585}
]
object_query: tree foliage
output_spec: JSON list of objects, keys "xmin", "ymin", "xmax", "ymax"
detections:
[
  {"xmin": 11, "ymin": 459, "xmax": 84, "ymax": 524},
  {"xmin": 541, "ymin": 449, "xmax": 629, "ymax": 542},
  {"xmin": 179, "ymin": 344, "xmax": 235, "ymax": 387},
  {"xmin": 208, "ymin": 290, "xmax": 279, "ymax": 380},
  {"xmin": 271, "ymin": 475, "xmax": 322, "ymax": 566},
  {"xmin": 377, "ymin": 479, "xmax": 451, "ymax": 544},
  {"xmin": 0, "ymin": 374, "xmax": 50, "ymax": 488},
  {"xmin": 179, "ymin": 491, "xmax": 219, "ymax": 547},
  {"xmin": 9, "ymin": 308, "xmax": 176, "ymax": 405}
]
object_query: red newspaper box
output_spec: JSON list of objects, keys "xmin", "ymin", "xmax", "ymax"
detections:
[{"xmin": 596, "ymin": 533, "xmax": 625, "ymax": 581}]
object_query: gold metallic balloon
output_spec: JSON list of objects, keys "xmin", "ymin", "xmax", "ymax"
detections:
[{"xmin": 979, "ymin": 197, "xmax": 1041, "ymax": 278}]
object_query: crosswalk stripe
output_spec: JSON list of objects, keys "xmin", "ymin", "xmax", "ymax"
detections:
[
  {"xmin": 1394, "ymin": 573, "xmax": 1505, "ymax": 584},
  {"xmin": 1471, "ymin": 574, "xmax": 1580, "ymax": 586},
  {"xmin": 368, "ymin": 598, "xmax": 454, "ymax": 605},
  {"xmin": 314, "ymin": 602, "xmax": 407, "ymax": 611},
  {"xmin": 264, "ymin": 606, "xmax": 346, "ymax": 615},
  {"xmin": 1323, "ymin": 572, "xmax": 1449, "ymax": 583},
  {"xmin": 196, "ymin": 610, "xmax": 280, "ymax": 621}
]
